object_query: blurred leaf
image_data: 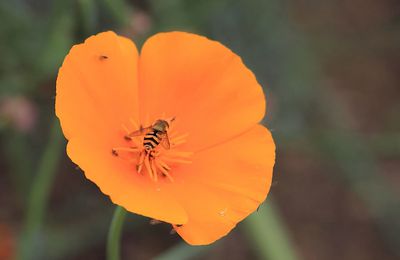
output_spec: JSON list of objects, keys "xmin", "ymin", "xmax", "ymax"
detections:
[
  {"xmin": 37, "ymin": 1, "xmax": 75, "ymax": 78},
  {"xmin": 78, "ymin": 0, "xmax": 99, "ymax": 35},
  {"xmin": 0, "ymin": 0, "xmax": 74, "ymax": 95},
  {"xmin": 17, "ymin": 119, "xmax": 65, "ymax": 260},
  {"xmin": 100, "ymin": 0, "xmax": 130, "ymax": 28},
  {"xmin": 0, "ymin": 2, "xmax": 38, "ymax": 94},
  {"xmin": 2, "ymin": 130, "xmax": 36, "ymax": 200}
]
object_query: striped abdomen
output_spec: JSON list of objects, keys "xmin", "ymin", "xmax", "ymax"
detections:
[{"xmin": 143, "ymin": 130, "xmax": 163, "ymax": 150}]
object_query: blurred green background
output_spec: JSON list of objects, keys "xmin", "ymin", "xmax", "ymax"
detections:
[{"xmin": 1, "ymin": 0, "xmax": 399, "ymax": 259}]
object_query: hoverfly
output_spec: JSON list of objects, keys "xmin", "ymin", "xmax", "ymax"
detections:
[
  {"xmin": 126, "ymin": 119, "xmax": 172, "ymax": 152},
  {"xmin": 123, "ymin": 118, "xmax": 174, "ymax": 175}
]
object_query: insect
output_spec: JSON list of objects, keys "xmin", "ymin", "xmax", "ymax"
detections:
[
  {"xmin": 126, "ymin": 119, "xmax": 171, "ymax": 151},
  {"xmin": 125, "ymin": 119, "xmax": 173, "ymax": 174},
  {"xmin": 99, "ymin": 55, "xmax": 108, "ymax": 60}
]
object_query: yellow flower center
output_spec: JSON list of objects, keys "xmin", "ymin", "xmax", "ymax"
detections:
[{"xmin": 111, "ymin": 117, "xmax": 192, "ymax": 182}]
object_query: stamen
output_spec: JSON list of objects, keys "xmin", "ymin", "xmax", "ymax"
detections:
[
  {"xmin": 166, "ymin": 150, "xmax": 193, "ymax": 158},
  {"xmin": 155, "ymin": 160, "xmax": 175, "ymax": 182},
  {"xmin": 150, "ymin": 159, "xmax": 158, "ymax": 182},
  {"xmin": 157, "ymin": 159, "xmax": 171, "ymax": 170},
  {"xmin": 171, "ymin": 133, "xmax": 189, "ymax": 142},
  {"xmin": 129, "ymin": 118, "xmax": 139, "ymax": 130},
  {"xmin": 171, "ymin": 139, "xmax": 186, "ymax": 147},
  {"xmin": 170, "ymin": 133, "xmax": 188, "ymax": 147},
  {"xmin": 111, "ymin": 150, "xmax": 136, "ymax": 161},
  {"xmin": 137, "ymin": 152, "xmax": 146, "ymax": 174},
  {"xmin": 132, "ymin": 138, "xmax": 142, "ymax": 147},
  {"xmin": 144, "ymin": 114, "xmax": 150, "ymax": 126},
  {"xmin": 113, "ymin": 117, "xmax": 191, "ymax": 182},
  {"xmin": 121, "ymin": 124, "xmax": 130, "ymax": 134},
  {"xmin": 112, "ymin": 147, "xmax": 139, "ymax": 153},
  {"xmin": 144, "ymin": 154, "xmax": 154, "ymax": 180},
  {"xmin": 162, "ymin": 157, "xmax": 192, "ymax": 164}
]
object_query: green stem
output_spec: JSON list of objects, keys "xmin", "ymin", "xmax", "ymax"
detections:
[
  {"xmin": 243, "ymin": 199, "xmax": 298, "ymax": 260},
  {"xmin": 107, "ymin": 206, "xmax": 128, "ymax": 260},
  {"xmin": 17, "ymin": 119, "xmax": 64, "ymax": 260},
  {"xmin": 154, "ymin": 242, "xmax": 216, "ymax": 260}
]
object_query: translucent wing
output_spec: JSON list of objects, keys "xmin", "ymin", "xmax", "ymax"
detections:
[
  {"xmin": 126, "ymin": 125, "xmax": 152, "ymax": 138},
  {"xmin": 160, "ymin": 132, "xmax": 171, "ymax": 149}
]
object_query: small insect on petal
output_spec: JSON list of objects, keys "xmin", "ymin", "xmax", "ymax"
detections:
[
  {"xmin": 111, "ymin": 149, "xmax": 118, "ymax": 156},
  {"xmin": 99, "ymin": 55, "xmax": 108, "ymax": 60}
]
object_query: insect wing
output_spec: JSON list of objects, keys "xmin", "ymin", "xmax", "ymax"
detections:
[
  {"xmin": 160, "ymin": 132, "xmax": 171, "ymax": 149},
  {"xmin": 127, "ymin": 125, "xmax": 152, "ymax": 137}
]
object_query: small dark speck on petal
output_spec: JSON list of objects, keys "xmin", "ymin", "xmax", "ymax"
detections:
[{"xmin": 99, "ymin": 55, "xmax": 108, "ymax": 60}]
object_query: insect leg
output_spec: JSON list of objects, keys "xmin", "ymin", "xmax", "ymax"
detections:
[{"xmin": 136, "ymin": 151, "xmax": 146, "ymax": 173}]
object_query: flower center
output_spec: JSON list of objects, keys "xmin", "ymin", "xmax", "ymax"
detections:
[{"xmin": 111, "ymin": 117, "xmax": 192, "ymax": 182}]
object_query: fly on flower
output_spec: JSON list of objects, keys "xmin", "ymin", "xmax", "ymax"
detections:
[
  {"xmin": 56, "ymin": 31, "xmax": 275, "ymax": 245},
  {"xmin": 113, "ymin": 118, "xmax": 180, "ymax": 182},
  {"xmin": 126, "ymin": 119, "xmax": 172, "ymax": 151}
]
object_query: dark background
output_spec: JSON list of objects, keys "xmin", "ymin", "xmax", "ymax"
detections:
[{"xmin": 1, "ymin": 0, "xmax": 399, "ymax": 259}]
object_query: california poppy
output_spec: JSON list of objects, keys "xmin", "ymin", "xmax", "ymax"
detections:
[{"xmin": 56, "ymin": 31, "xmax": 275, "ymax": 245}]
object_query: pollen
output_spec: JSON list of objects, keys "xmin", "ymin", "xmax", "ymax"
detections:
[{"xmin": 112, "ymin": 117, "xmax": 192, "ymax": 182}]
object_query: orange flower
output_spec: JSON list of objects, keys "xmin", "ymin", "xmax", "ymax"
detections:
[{"xmin": 56, "ymin": 31, "xmax": 275, "ymax": 245}]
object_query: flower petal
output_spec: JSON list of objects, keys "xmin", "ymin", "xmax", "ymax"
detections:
[
  {"xmin": 56, "ymin": 31, "xmax": 140, "ymax": 141},
  {"xmin": 139, "ymin": 32, "xmax": 266, "ymax": 152},
  {"xmin": 168, "ymin": 125, "xmax": 275, "ymax": 245},
  {"xmin": 56, "ymin": 32, "xmax": 188, "ymax": 224},
  {"xmin": 67, "ymin": 137, "xmax": 188, "ymax": 224}
]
